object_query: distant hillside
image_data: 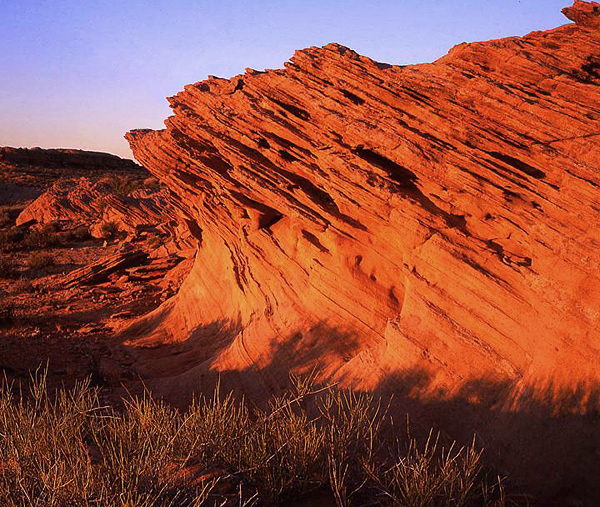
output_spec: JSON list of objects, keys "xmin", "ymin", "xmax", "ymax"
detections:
[
  {"xmin": 0, "ymin": 146, "xmax": 143, "ymax": 173},
  {"xmin": 0, "ymin": 146, "xmax": 149, "ymax": 206},
  {"xmin": 0, "ymin": 147, "xmax": 148, "ymax": 204}
]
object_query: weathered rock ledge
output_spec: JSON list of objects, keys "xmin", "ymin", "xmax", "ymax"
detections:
[{"xmin": 126, "ymin": 3, "xmax": 600, "ymax": 498}]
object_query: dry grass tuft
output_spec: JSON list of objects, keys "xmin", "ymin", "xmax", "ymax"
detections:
[
  {"xmin": 0, "ymin": 301, "xmax": 15, "ymax": 327},
  {"xmin": 28, "ymin": 252, "xmax": 55, "ymax": 270},
  {"xmin": 0, "ymin": 372, "xmax": 512, "ymax": 506},
  {"xmin": 65, "ymin": 225, "xmax": 92, "ymax": 242},
  {"xmin": 0, "ymin": 229, "xmax": 25, "ymax": 253},
  {"xmin": 0, "ymin": 257, "xmax": 17, "ymax": 279},
  {"xmin": 0, "ymin": 209, "xmax": 13, "ymax": 229},
  {"xmin": 100, "ymin": 221, "xmax": 120, "ymax": 240},
  {"xmin": 23, "ymin": 224, "xmax": 63, "ymax": 250},
  {"xmin": 0, "ymin": 223, "xmax": 64, "ymax": 253}
]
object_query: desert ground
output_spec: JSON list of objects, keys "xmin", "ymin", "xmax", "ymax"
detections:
[{"xmin": 1, "ymin": 1, "xmax": 600, "ymax": 506}]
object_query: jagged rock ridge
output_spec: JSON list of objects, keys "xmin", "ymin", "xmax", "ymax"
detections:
[
  {"xmin": 127, "ymin": 2, "xmax": 600, "ymax": 399},
  {"xmin": 126, "ymin": 3, "xmax": 600, "ymax": 498}
]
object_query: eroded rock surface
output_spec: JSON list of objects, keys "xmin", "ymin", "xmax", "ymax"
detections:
[
  {"xmin": 563, "ymin": 0, "xmax": 600, "ymax": 28},
  {"xmin": 16, "ymin": 178, "xmax": 174, "ymax": 238},
  {"xmin": 126, "ymin": 3, "xmax": 600, "ymax": 500}
]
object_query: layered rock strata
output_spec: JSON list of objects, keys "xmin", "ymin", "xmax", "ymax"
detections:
[
  {"xmin": 125, "ymin": 3, "xmax": 600, "ymax": 499},
  {"xmin": 16, "ymin": 179, "xmax": 176, "ymax": 240},
  {"xmin": 0, "ymin": 146, "xmax": 148, "ymax": 204},
  {"xmin": 127, "ymin": 3, "xmax": 600, "ymax": 406}
]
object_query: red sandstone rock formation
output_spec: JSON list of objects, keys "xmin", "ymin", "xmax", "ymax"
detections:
[
  {"xmin": 563, "ymin": 0, "xmax": 600, "ymax": 28},
  {"xmin": 16, "ymin": 178, "xmax": 175, "ymax": 239},
  {"xmin": 126, "ymin": 3, "xmax": 600, "ymax": 498},
  {"xmin": 127, "ymin": 2, "xmax": 600, "ymax": 392}
]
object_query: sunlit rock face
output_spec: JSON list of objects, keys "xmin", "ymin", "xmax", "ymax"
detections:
[
  {"xmin": 126, "ymin": 3, "xmax": 600, "ymax": 412},
  {"xmin": 125, "ymin": 3, "xmax": 600, "ymax": 499}
]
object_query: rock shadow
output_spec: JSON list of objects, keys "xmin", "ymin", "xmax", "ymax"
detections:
[
  {"xmin": 375, "ymin": 369, "xmax": 600, "ymax": 506},
  {"xmin": 110, "ymin": 323, "xmax": 600, "ymax": 505}
]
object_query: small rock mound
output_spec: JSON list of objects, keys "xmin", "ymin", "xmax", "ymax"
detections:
[{"xmin": 16, "ymin": 178, "xmax": 175, "ymax": 240}]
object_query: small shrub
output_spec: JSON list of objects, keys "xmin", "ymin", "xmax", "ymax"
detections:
[
  {"xmin": 0, "ymin": 257, "xmax": 17, "ymax": 279},
  {"xmin": 143, "ymin": 176, "xmax": 161, "ymax": 190},
  {"xmin": 65, "ymin": 225, "xmax": 91, "ymax": 242},
  {"xmin": 0, "ymin": 300, "xmax": 15, "ymax": 327},
  {"xmin": 0, "ymin": 229, "xmax": 25, "ymax": 252},
  {"xmin": 102, "ymin": 175, "xmax": 142, "ymax": 197},
  {"xmin": 28, "ymin": 252, "xmax": 55, "ymax": 270},
  {"xmin": 96, "ymin": 197, "xmax": 108, "ymax": 214},
  {"xmin": 100, "ymin": 220, "xmax": 120, "ymax": 240},
  {"xmin": 147, "ymin": 234, "xmax": 163, "ymax": 249},
  {"xmin": 11, "ymin": 278, "xmax": 36, "ymax": 294},
  {"xmin": 24, "ymin": 223, "xmax": 62, "ymax": 250},
  {"xmin": 0, "ymin": 209, "xmax": 12, "ymax": 229}
]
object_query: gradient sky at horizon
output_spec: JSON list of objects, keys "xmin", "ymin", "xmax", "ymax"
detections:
[{"xmin": 1, "ymin": 0, "xmax": 569, "ymax": 160}]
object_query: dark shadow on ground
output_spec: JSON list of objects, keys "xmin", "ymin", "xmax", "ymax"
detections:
[
  {"xmin": 7, "ymin": 313, "xmax": 599, "ymax": 505},
  {"xmin": 111, "ymin": 321, "xmax": 600, "ymax": 506},
  {"xmin": 375, "ymin": 370, "xmax": 600, "ymax": 506}
]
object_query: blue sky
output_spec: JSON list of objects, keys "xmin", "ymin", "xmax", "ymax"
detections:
[{"xmin": 1, "ymin": 0, "xmax": 569, "ymax": 159}]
